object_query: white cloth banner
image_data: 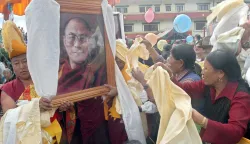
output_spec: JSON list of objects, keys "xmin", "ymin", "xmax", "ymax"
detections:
[
  {"xmin": 210, "ymin": 3, "xmax": 249, "ymax": 52},
  {"xmin": 102, "ymin": 1, "xmax": 146, "ymax": 143},
  {"xmin": 25, "ymin": 0, "xmax": 60, "ymax": 99}
]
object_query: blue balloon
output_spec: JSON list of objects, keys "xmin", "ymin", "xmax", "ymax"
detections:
[
  {"xmin": 186, "ymin": 35, "xmax": 194, "ymax": 43},
  {"xmin": 173, "ymin": 14, "xmax": 192, "ymax": 33}
]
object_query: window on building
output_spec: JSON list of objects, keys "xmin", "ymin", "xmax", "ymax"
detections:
[
  {"xmin": 124, "ymin": 24, "xmax": 133, "ymax": 32},
  {"xmin": 143, "ymin": 23, "xmax": 159, "ymax": 31},
  {"xmin": 139, "ymin": 5, "xmax": 152, "ymax": 13},
  {"xmin": 116, "ymin": 7, "xmax": 128, "ymax": 13},
  {"xmin": 165, "ymin": 4, "xmax": 171, "ymax": 11},
  {"xmin": 244, "ymin": 0, "xmax": 250, "ymax": 3},
  {"xmin": 154, "ymin": 5, "xmax": 160, "ymax": 12},
  {"xmin": 195, "ymin": 21, "xmax": 206, "ymax": 30},
  {"xmin": 175, "ymin": 4, "xmax": 184, "ymax": 12},
  {"xmin": 197, "ymin": 3, "xmax": 210, "ymax": 11}
]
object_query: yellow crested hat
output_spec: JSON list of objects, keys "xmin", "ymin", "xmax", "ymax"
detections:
[{"xmin": 2, "ymin": 20, "xmax": 27, "ymax": 59}]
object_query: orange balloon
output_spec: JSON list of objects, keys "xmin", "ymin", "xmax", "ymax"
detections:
[{"xmin": 145, "ymin": 33, "xmax": 159, "ymax": 47}]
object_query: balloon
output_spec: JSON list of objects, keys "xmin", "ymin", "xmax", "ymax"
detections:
[
  {"xmin": 186, "ymin": 35, "xmax": 194, "ymax": 43},
  {"xmin": 145, "ymin": 33, "xmax": 159, "ymax": 47},
  {"xmin": 173, "ymin": 14, "xmax": 192, "ymax": 33},
  {"xmin": 157, "ymin": 40, "xmax": 168, "ymax": 51},
  {"xmin": 144, "ymin": 8, "xmax": 155, "ymax": 23}
]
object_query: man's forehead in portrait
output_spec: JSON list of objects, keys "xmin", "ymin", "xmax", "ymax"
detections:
[{"xmin": 64, "ymin": 18, "xmax": 91, "ymax": 36}]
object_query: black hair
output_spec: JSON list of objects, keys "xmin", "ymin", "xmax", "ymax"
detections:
[
  {"xmin": 163, "ymin": 44, "xmax": 172, "ymax": 52},
  {"xmin": 161, "ymin": 44, "xmax": 172, "ymax": 59},
  {"xmin": 195, "ymin": 34, "xmax": 201, "ymax": 41},
  {"xmin": 64, "ymin": 17, "xmax": 91, "ymax": 35},
  {"xmin": 171, "ymin": 44, "xmax": 196, "ymax": 71},
  {"xmin": 155, "ymin": 48, "xmax": 162, "ymax": 55},
  {"xmin": 139, "ymin": 57, "xmax": 154, "ymax": 67},
  {"xmin": 194, "ymin": 63, "xmax": 202, "ymax": 77},
  {"xmin": 206, "ymin": 49, "xmax": 241, "ymax": 82}
]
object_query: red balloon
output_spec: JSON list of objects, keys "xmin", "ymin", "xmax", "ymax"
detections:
[{"xmin": 144, "ymin": 8, "xmax": 154, "ymax": 23}]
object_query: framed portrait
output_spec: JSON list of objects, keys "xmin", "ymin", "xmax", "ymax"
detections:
[{"xmin": 52, "ymin": 0, "xmax": 115, "ymax": 105}]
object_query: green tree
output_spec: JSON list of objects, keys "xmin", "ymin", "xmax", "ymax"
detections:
[{"xmin": 0, "ymin": 48, "xmax": 9, "ymax": 61}]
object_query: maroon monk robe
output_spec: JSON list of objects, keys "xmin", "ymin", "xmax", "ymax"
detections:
[
  {"xmin": 106, "ymin": 99, "xmax": 128, "ymax": 144},
  {"xmin": 57, "ymin": 60, "xmax": 110, "ymax": 144},
  {"xmin": 0, "ymin": 78, "xmax": 25, "ymax": 101}
]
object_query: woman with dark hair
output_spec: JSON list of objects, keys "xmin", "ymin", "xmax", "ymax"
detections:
[
  {"xmin": 167, "ymin": 44, "xmax": 201, "ymax": 83},
  {"xmin": 132, "ymin": 44, "xmax": 204, "ymax": 143},
  {"xmin": 134, "ymin": 44, "xmax": 203, "ymax": 111},
  {"xmin": 132, "ymin": 49, "xmax": 250, "ymax": 143},
  {"xmin": 160, "ymin": 49, "xmax": 250, "ymax": 143},
  {"xmin": 164, "ymin": 44, "xmax": 204, "ymax": 114}
]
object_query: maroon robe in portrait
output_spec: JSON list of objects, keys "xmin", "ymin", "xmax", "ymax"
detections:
[{"xmin": 57, "ymin": 60, "xmax": 109, "ymax": 144}]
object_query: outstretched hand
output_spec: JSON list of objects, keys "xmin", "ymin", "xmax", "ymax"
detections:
[{"xmin": 131, "ymin": 67, "xmax": 147, "ymax": 85}]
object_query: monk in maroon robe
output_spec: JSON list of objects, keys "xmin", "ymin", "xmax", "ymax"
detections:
[
  {"xmin": 0, "ymin": 21, "xmax": 72, "ymax": 141},
  {"xmin": 0, "ymin": 53, "xmax": 53, "ymax": 113},
  {"xmin": 59, "ymin": 17, "xmax": 110, "ymax": 144}
]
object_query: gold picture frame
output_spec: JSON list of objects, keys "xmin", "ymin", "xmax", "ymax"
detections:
[{"xmin": 52, "ymin": 0, "xmax": 115, "ymax": 106}]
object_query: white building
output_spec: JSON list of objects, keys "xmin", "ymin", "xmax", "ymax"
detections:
[{"xmin": 114, "ymin": 0, "xmax": 250, "ymax": 39}]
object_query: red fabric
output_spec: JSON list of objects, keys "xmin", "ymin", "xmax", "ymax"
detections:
[
  {"xmin": 0, "ymin": 78, "xmax": 25, "ymax": 101},
  {"xmin": 106, "ymin": 99, "xmax": 128, "ymax": 144},
  {"xmin": 57, "ymin": 60, "xmax": 107, "ymax": 143},
  {"xmin": 108, "ymin": 117, "xmax": 128, "ymax": 144},
  {"xmin": 174, "ymin": 80, "xmax": 250, "ymax": 144},
  {"xmin": 65, "ymin": 107, "xmax": 76, "ymax": 143},
  {"xmin": 50, "ymin": 111, "xmax": 59, "ymax": 122},
  {"xmin": 108, "ymin": 0, "xmax": 120, "ymax": 6},
  {"xmin": 21, "ymin": 86, "xmax": 31, "ymax": 100}
]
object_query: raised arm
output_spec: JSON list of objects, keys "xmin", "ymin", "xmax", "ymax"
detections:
[
  {"xmin": 1, "ymin": 91, "xmax": 16, "ymax": 113},
  {"xmin": 154, "ymin": 62, "xmax": 205, "ymax": 98},
  {"xmin": 141, "ymin": 40, "xmax": 165, "ymax": 63},
  {"xmin": 172, "ymin": 78, "xmax": 205, "ymax": 99},
  {"xmin": 201, "ymin": 92, "xmax": 250, "ymax": 143}
]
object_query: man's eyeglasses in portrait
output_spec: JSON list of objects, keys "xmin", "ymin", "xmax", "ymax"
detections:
[{"xmin": 65, "ymin": 33, "xmax": 90, "ymax": 46}]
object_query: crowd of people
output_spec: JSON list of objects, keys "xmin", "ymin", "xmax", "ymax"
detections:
[
  {"xmin": 0, "ymin": 0, "xmax": 250, "ymax": 143},
  {"xmin": 1, "ymin": 21, "xmax": 250, "ymax": 143}
]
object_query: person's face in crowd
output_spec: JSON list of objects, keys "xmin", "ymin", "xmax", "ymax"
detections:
[
  {"xmin": 64, "ymin": 19, "xmax": 91, "ymax": 66},
  {"xmin": 3, "ymin": 70, "xmax": 11, "ymax": 80},
  {"xmin": 194, "ymin": 37, "xmax": 198, "ymax": 42},
  {"xmin": 115, "ymin": 57, "xmax": 125, "ymax": 70},
  {"xmin": 193, "ymin": 45, "xmax": 205, "ymax": 55},
  {"xmin": 166, "ymin": 52, "xmax": 184, "ymax": 74},
  {"xmin": 11, "ymin": 54, "xmax": 30, "ymax": 80},
  {"xmin": 202, "ymin": 60, "xmax": 224, "ymax": 86},
  {"xmin": 194, "ymin": 37, "xmax": 200, "ymax": 43}
]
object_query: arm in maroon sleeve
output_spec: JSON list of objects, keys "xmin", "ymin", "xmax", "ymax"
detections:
[
  {"xmin": 172, "ymin": 78, "xmax": 205, "ymax": 99},
  {"xmin": 202, "ymin": 91, "xmax": 250, "ymax": 144}
]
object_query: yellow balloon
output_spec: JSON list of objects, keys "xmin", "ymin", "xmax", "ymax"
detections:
[{"xmin": 157, "ymin": 40, "xmax": 168, "ymax": 51}]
